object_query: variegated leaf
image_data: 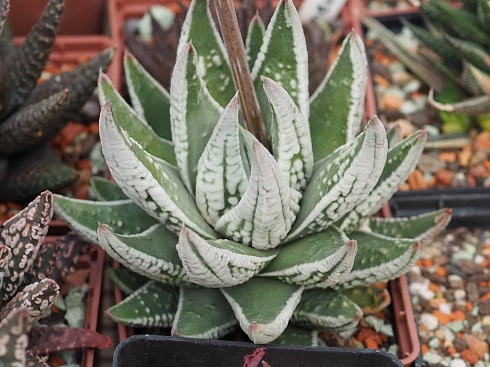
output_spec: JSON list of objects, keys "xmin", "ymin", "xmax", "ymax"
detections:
[
  {"xmin": 170, "ymin": 42, "xmax": 224, "ymax": 194},
  {"xmin": 0, "ymin": 309, "xmax": 29, "ymax": 367},
  {"xmin": 252, "ymin": 0, "xmax": 309, "ymax": 134},
  {"xmin": 336, "ymin": 130, "xmax": 426, "ymax": 233},
  {"xmin": 338, "ymin": 231, "xmax": 420, "ymax": 288},
  {"xmin": 171, "ymin": 287, "xmax": 238, "ymax": 339},
  {"xmin": 368, "ymin": 208, "xmax": 452, "ymax": 243},
  {"xmin": 0, "ymin": 191, "xmax": 53, "ymax": 303},
  {"xmin": 291, "ymin": 288, "xmax": 363, "ymax": 331},
  {"xmin": 89, "ymin": 177, "xmax": 127, "ymax": 201},
  {"xmin": 195, "ymin": 94, "xmax": 249, "ymax": 226},
  {"xmin": 54, "ymin": 195, "xmax": 158, "ymax": 244},
  {"xmin": 23, "ymin": 240, "xmax": 61, "ymax": 286},
  {"xmin": 177, "ymin": 0, "xmax": 235, "ymax": 106},
  {"xmin": 106, "ymin": 267, "xmax": 149, "ymax": 295},
  {"xmin": 463, "ymin": 61, "xmax": 490, "ymax": 96},
  {"xmin": 260, "ymin": 227, "xmax": 356, "ymax": 288},
  {"xmin": 124, "ymin": 52, "xmax": 172, "ymax": 140},
  {"xmin": 97, "ymin": 224, "xmax": 192, "ymax": 286},
  {"xmin": 215, "ymin": 142, "xmax": 300, "ymax": 250},
  {"xmin": 99, "ymin": 102, "xmax": 217, "ymax": 239},
  {"xmin": 271, "ymin": 325, "xmax": 318, "ymax": 346},
  {"xmin": 309, "ymin": 31, "xmax": 367, "ymax": 161},
  {"xmin": 263, "ymin": 77, "xmax": 314, "ymax": 191},
  {"xmin": 98, "ymin": 72, "xmax": 176, "ymax": 165},
  {"xmin": 177, "ymin": 226, "xmax": 278, "ymax": 288},
  {"xmin": 386, "ymin": 123, "xmax": 403, "ymax": 148},
  {"xmin": 245, "ymin": 13, "xmax": 265, "ymax": 71},
  {"xmin": 287, "ymin": 117, "xmax": 387, "ymax": 241},
  {"xmin": 341, "ymin": 286, "xmax": 391, "ymax": 314},
  {"xmin": 106, "ymin": 280, "xmax": 179, "ymax": 327},
  {"xmin": 445, "ymin": 34, "xmax": 490, "ymax": 74},
  {"xmin": 0, "ymin": 244, "xmax": 11, "ymax": 290},
  {"xmin": 221, "ymin": 278, "xmax": 304, "ymax": 344}
]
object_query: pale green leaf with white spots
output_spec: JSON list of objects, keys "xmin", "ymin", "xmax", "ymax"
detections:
[
  {"xmin": 170, "ymin": 43, "xmax": 224, "ymax": 194},
  {"xmin": 336, "ymin": 129, "xmax": 426, "ymax": 233},
  {"xmin": 177, "ymin": 0, "xmax": 234, "ymax": 106},
  {"xmin": 97, "ymin": 224, "xmax": 192, "ymax": 286},
  {"xmin": 338, "ymin": 231, "xmax": 420, "ymax": 288},
  {"xmin": 309, "ymin": 32, "xmax": 367, "ymax": 161},
  {"xmin": 106, "ymin": 280, "xmax": 179, "ymax": 327},
  {"xmin": 215, "ymin": 142, "xmax": 300, "ymax": 250},
  {"xmin": 89, "ymin": 177, "xmax": 127, "ymax": 201},
  {"xmin": 291, "ymin": 288, "xmax": 363, "ymax": 331},
  {"xmin": 252, "ymin": 0, "xmax": 309, "ymax": 134},
  {"xmin": 177, "ymin": 226, "xmax": 278, "ymax": 288},
  {"xmin": 195, "ymin": 94, "xmax": 249, "ymax": 226},
  {"xmin": 221, "ymin": 278, "xmax": 303, "ymax": 344},
  {"xmin": 245, "ymin": 13, "xmax": 265, "ymax": 71},
  {"xmin": 263, "ymin": 77, "xmax": 313, "ymax": 191},
  {"xmin": 106, "ymin": 267, "xmax": 148, "ymax": 295},
  {"xmin": 287, "ymin": 117, "xmax": 388, "ymax": 241},
  {"xmin": 99, "ymin": 102, "xmax": 217, "ymax": 238},
  {"xmin": 124, "ymin": 52, "xmax": 172, "ymax": 140},
  {"xmin": 171, "ymin": 287, "xmax": 238, "ymax": 339},
  {"xmin": 260, "ymin": 227, "xmax": 356, "ymax": 288}
]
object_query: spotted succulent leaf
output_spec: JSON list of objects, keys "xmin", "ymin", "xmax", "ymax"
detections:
[
  {"xmin": 445, "ymin": 34, "xmax": 490, "ymax": 74},
  {"xmin": 106, "ymin": 267, "xmax": 148, "ymax": 295},
  {"xmin": 89, "ymin": 177, "xmax": 127, "ymax": 201},
  {"xmin": 0, "ymin": 308, "xmax": 29, "ymax": 367},
  {"xmin": 23, "ymin": 239, "xmax": 61, "ymax": 286},
  {"xmin": 0, "ymin": 0, "xmax": 9, "ymax": 37},
  {"xmin": 245, "ymin": 13, "xmax": 265, "ymax": 71},
  {"xmin": 341, "ymin": 286, "xmax": 391, "ymax": 314},
  {"xmin": 271, "ymin": 325, "xmax": 318, "ymax": 346},
  {"xmin": 309, "ymin": 32, "xmax": 367, "ymax": 161},
  {"xmin": 463, "ymin": 61, "xmax": 490, "ymax": 96},
  {"xmin": 0, "ymin": 245, "xmax": 11, "ymax": 290},
  {"xmin": 106, "ymin": 280, "xmax": 178, "ymax": 327}
]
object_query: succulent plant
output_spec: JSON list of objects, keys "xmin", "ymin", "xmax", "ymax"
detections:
[
  {"xmin": 0, "ymin": 0, "xmax": 114, "ymax": 202},
  {"xmin": 362, "ymin": 0, "xmax": 490, "ymax": 132},
  {"xmin": 54, "ymin": 0, "xmax": 451, "ymax": 345}
]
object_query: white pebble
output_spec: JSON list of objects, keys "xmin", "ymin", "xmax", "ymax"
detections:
[
  {"xmin": 448, "ymin": 274, "xmax": 464, "ymax": 288},
  {"xmin": 449, "ymin": 359, "xmax": 467, "ymax": 367},
  {"xmin": 453, "ymin": 289, "xmax": 466, "ymax": 301},
  {"xmin": 420, "ymin": 313, "xmax": 439, "ymax": 331},
  {"xmin": 439, "ymin": 303, "xmax": 452, "ymax": 314}
]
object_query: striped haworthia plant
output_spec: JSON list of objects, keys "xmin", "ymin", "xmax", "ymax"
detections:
[{"xmin": 54, "ymin": 0, "xmax": 451, "ymax": 345}]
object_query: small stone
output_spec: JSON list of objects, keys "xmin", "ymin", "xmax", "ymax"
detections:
[
  {"xmin": 449, "ymin": 358, "xmax": 468, "ymax": 367},
  {"xmin": 461, "ymin": 348, "xmax": 480, "ymax": 364},
  {"xmin": 453, "ymin": 337, "xmax": 468, "ymax": 352},
  {"xmin": 447, "ymin": 320, "xmax": 466, "ymax": 333},
  {"xmin": 420, "ymin": 313, "xmax": 439, "ymax": 331},
  {"xmin": 457, "ymin": 260, "xmax": 484, "ymax": 275},
  {"xmin": 454, "ymin": 289, "xmax": 467, "ymax": 301},
  {"xmin": 448, "ymin": 274, "xmax": 464, "ymax": 289},
  {"xmin": 466, "ymin": 282, "xmax": 480, "ymax": 303},
  {"xmin": 463, "ymin": 334, "xmax": 488, "ymax": 359},
  {"xmin": 479, "ymin": 298, "xmax": 490, "ymax": 315},
  {"xmin": 429, "ymin": 338, "xmax": 440, "ymax": 348},
  {"xmin": 439, "ymin": 303, "xmax": 452, "ymax": 315},
  {"xmin": 424, "ymin": 351, "xmax": 443, "ymax": 364}
]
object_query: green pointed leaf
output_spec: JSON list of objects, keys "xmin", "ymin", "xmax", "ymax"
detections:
[
  {"xmin": 342, "ymin": 286, "xmax": 391, "ymax": 314},
  {"xmin": 177, "ymin": 0, "xmax": 235, "ymax": 106},
  {"xmin": 172, "ymin": 287, "xmax": 238, "ymax": 339},
  {"xmin": 260, "ymin": 227, "xmax": 356, "ymax": 288},
  {"xmin": 124, "ymin": 52, "xmax": 172, "ymax": 141},
  {"xmin": 90, "ymin": 177, "xmax": 127, "ymax": 201},
  {"xmin": 170, "ymin": 42, "xmax": 224, "ymax": 193},
  {"xmin": 336, "ymin": 130, "xmax": 426, "ymax": 233},
  {"xmin": 245, "ymin": 13, "xmax": 265, "ymax": 71},
  {"xmin": 215, "ymin": 142, "xmax": 300, "ymax": 250},
  {"xmin": 309, "ymin": 32, "xmax": 367, "ymax": 160},
  {"xmin": 195, "ymin": 94, "xmax": 249, "ymax": 226},
  {"xmin": 386, "ymin": 123, "xmax": 403, "ymax": 148},
  {"xmin": 292, "ymin": 288, "xmax": 362, "ymax": 331},
  {"xmin": 97, "ymin": 224, "xmax": 192, "ymax": 286},
  {"xmin": 463, "ymin": 61, "xmax": 490, "ymax": 96},
  {"xmin": 445, "ymin": 34, "xmax": 490, "ymax": 74},
  {"xmin": 477, "ymin": 0, "xmax": 490, "ymax": 33},
  {"xmin": 263, "ymin": 77, "xmax": 314, "ymax": 191},
  {"xmin": 287, "ymin": 117, "xmax": 387, "ymax": 241},
  {"xmin": 369, "ymin": 208, "xmax": 452, "ymax": 243},
  {"xmin": 177, "ymin": 226, "xmax": 278, "ymax": 288},
  {"xmin": 221, "ymin": 278, "xmax": 303, "ymax": 344},
  {"xmin": 99, "ymin": 102, "xmax": 217, "ymax": 239},
  {"xmin": 0, "ymin": 309, "xmax": 29, "ymax": 367},
  {"xmin": 339, "ymin": 231, "xmax": 420, "ymax": 288},
  {"xmin": 106, "ymin": 280, "xmax": 178, "ymax": 327},
  {"xmin": 252, "ymin": 0, "xmax": 309, "ymax": 134},
  {"xmin": 107, "ymin": 267, "xmax": 149, "ymax": 295},
  {"xmin": 429, "ymin": 89, "xmax": 490, "ymax": 114},
  {"xmin": 54, "ymin": 195, "xmax": 158, "ymax": 244},
  {"xmin": 98, "ymin": 72, "xmax": 176, "ymax": 165},
  {"xmin": 271, "ymin": 326, "xmax": 318, "ymax": 346}
]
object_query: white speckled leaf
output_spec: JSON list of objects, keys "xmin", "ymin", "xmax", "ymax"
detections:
[
  {"xmin": 260, "ymin": 226, "xmax": 356, "ymax": 288},
  {"xmin": 170, "ymin": 42, "xmax": 224, "ymax": 194},
  {"xmin": 309, "ymin": 31, "xmax": 367, "ymax": 161},
  {"xmin": 99, "ymin": 102, "xmax": 217, "ymax": 239},
  {"xmin": 339, "ymin": 231, "xmax": 420, "ymax": 288},
  {"xmin": 221, "ymin": 278, "xmax": 304, "ymax": 344},
  {"xmin": 195, "ymin": 94, "xmax": 249, "ymax": 226},
  {"xmin": 336, "ymin": 129, "xmax": 426, "ymax": 233},
  {"xmin": 177, "ymin": 226, "xmax": 278, "ymax": 288},
  {"xmin": 245, "ymin": 13, "xmax": 265, "ymax": 71},
  {"xmin": 0, "ymin": 245, "xmax": 11, "ymax": 290},
  {"xmin": 215, "ymin": 142, "xmax": 300, "ymax": 250},
  {"xmin": 89, "ymin": 177, "xmax": 127, "ymax": 201},
  {"xmin": 97, "ymin": 224, "xmax": 192, "ymax": 286},
  {"xmin": 263, "ymin": 77, "xmax": 313, "ymax": 191},
  {"xmin": 287, "ymin": 117, "xmax": 388, "ymax": 241},
  {"xmin": 0, "ymin": 309, "xmax": 29, "ymax": 367},
  {"xmin": 252, "ymin": 0, "xmax": 309, "ymax": 134},
  {"xmin": 177, "ymin": 0, "xmax": 234, "ymax": 106}
]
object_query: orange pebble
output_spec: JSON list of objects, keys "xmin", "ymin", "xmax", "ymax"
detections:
[
  {"xmin": 76, "ymin": 159, "xmax": 92, "ymax": 172},
  {"xmin": 433, "ymin": 310, "xmax": 451, "ymax": 325},
  {"xmin": 461, "ymin": 349, "xmax": 479, "ymax": 364},
  {"xmin": 450, "ymin": 310, "xmax": 466, "ymax": 321},
  {"xmin": 434, "ymin": 169, "xmax": 453, "ymax": 187},
  {"xmin": 446, "ymin": 346, "xmax": 457, "ymax": 356},
  {"xmin": 356, "ymin": 328, "xmax": 382, "ymax": 344},
  {"xmin": 421, "ymin": 344, "xmax": 430, "ymax": 355},
  {"xmin": 364, "ymin": 337, "xmax": 379, "ymax": 349},
  {"xmin": 434, "ymin": 267, "xmax": 448, "ymax": 277},
  {"xmin": 407, "ymin": 169, "xmax": 427, "ymax": 190},
  {"xmin": 421, "ymin": 258, "xmax": 434, "ymax": 268},
  {"xmin": 466, "ymin": 301, "xmax": 474, "ymax": 311},
  {"xmin": 429, "ymin": 282, "xmax": 440, "ymax": 292}
]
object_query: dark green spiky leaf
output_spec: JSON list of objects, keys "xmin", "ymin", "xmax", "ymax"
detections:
[
  {"xmin": 98, "ymin": 72, "xmax": 176, "ymax": 165},
  {"xmin": 341, "ymin": 286, "xmax": 391, "ymax": 314},
  {"xmin": 124, "ymin": 52, "xmax": 172, "ymax": 140},
  {"xmin": 172, "ymin": 287, "xmax": 238, "ymax": 339},
  {"xmin": 270, "ymin": 325, "xmax": 318, "ymax": 346},
  {"xmin": 309, "ymin": 32, "xmax": 367, "ymax": 160},
  {"xmin": 221, "ymin": 278, "xmax": 303, "ymax": 343},
  {"xmin": 245, "ymin": 12, "xmax": 265, "ymax": 71},
  {"xmin": 477, "ymin": 0, "xmax": 490, "ymax": 32},
  {"xmin": 463, "ymin": 61, "xmax": 490, "ymax": 96},
  {"xmin": 292, "ymin": 288, "xmax": 362, "ymax": 331},
  {"xmin": 107, "ymin": 267, "xmax": 149, "ymax": 295},
  {"xmin": 445, "ymin": 34, "xmax": 490, "ymax": 75},
  {"xmin": 90, "ymin": 177, "xmax": 127, "ymax": 201},
  {"xmin": 97, "ymin": 224, "xmax": 191, "ymax": 286},
  {"xmin": 339, "ymin": 231, "xmax": 420, "ymax": 288},
  {"xmin": 54, "ymin": 195, "xmax": 159, "ymax": 244},
  {"xmin": 260, "ymin": 227, "xmax": 356, "ymax": 288},
  {"xmin": 0, "ymin": 309, "xmax": 29, "ymax": 367},
  {"xmin": 106, "ymin": 280, "xmax": 178, "ymax": 327}
]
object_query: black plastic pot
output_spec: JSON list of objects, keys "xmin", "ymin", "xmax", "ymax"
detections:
[{"xmin": 113, "ymin": 335, "xmax": 405, "ymax": 367}]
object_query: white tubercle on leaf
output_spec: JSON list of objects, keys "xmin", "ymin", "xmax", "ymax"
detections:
[{"xmin": 215, "ymin": 142, "xmax": 300, "ymax": 250}]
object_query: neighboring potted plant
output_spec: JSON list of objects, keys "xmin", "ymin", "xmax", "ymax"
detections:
[{"xmin": 54, "ymin": 0, "xmax": 451, "ymax": 365}]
